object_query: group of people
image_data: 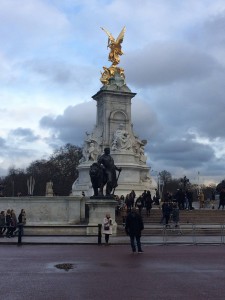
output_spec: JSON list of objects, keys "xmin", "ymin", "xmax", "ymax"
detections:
[
  {"xmin": 0, "ymin": 209, "xmax": 26, "ymax": 238},
  {"xmin": 115, "ymin": 189, "xmax": 160, "ymax": 219},
  {"xmin": 163, "ymin": 189, "xmax": 194, "ymax": 210}
]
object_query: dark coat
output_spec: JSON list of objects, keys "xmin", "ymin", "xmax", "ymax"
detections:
[
  {"xmin": 6, "ymin": 214, "xmax": 11, "ymax": 227},
  {"xmin": 219, "ymin": 189, "xmax": 225, "ymax": 206},
  {"xmin": 0, "ymin": 214, "xmax": 5, "ymax": 227},
  {"xmin": 125, "ymin": 211, "xmax": 144, "ymax": 237},
  {"xmin": 162, "ymin": 202, "xmax": 172, "ymax": 217}
]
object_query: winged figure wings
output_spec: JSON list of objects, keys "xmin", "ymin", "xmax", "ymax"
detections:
[{"xmin": 101, "ymin": 26, "xmax": 126, "ymax": 66}]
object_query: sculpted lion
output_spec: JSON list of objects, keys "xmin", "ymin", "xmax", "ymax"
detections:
[{"xmin": 89, "ymin": 163, "xmax": 107, "ymax": 197}]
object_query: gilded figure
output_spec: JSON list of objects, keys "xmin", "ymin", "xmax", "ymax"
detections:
[{"xmin": 101, "ymin": 26, "xmax": 126, "ymax": 66}]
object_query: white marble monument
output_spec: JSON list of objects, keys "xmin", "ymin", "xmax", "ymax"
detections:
[{"xmin": 72, "ymin": 27, "xmax": 156, "ymax": 197}]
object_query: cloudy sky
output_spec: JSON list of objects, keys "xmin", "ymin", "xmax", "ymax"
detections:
[{"xmin": 0, "ymin": 0, "xmax": 225, "ymax": 185}]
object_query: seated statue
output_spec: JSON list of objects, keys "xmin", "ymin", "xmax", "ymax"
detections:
[{"xmin": 112, "ymin": 124, "xmax": 132, "ymax": 151}]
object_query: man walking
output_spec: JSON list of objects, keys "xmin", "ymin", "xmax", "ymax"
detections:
[{"xmin": 125, "ymin": 207, "xmax": 144, "ymax": 253}]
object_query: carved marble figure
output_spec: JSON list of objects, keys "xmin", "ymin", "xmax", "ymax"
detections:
[{"xmin": 112, "ymin": 124, "xmax": 132, "ymax": 151}]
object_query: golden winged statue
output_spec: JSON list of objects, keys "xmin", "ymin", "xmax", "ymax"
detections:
[
  {"xmin": 101, "ymin": 26, "xmax": 126, "ymax": 66},
  {"xmin": 100, "ymin": 26, "xmax": 126, "ymax": 85}
]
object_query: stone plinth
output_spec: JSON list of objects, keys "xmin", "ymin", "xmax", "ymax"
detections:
[
  {"xmin": 86, "ymin": 198, "xmax": 117, "ymax": 234},
  {"xmin": 0, "ymin": 196, "xmax": 86, "ymax": 225}
]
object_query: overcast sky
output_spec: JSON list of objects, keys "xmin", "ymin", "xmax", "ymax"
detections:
[{"xmin": 0, "ymin": 0, "xmax": 225, "ymax": 186}]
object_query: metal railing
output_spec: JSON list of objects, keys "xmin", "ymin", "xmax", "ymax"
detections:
[
  {"xmin": 0, "ymin": 223, "xmax": 103, "ymax": 245},
  {"xmin": 143, "ymin": 223, "xmax": 225, "ymax": 245},
  {"xmin": 2, "ymin": 223, "xmax": 225, "ymax": 245}
]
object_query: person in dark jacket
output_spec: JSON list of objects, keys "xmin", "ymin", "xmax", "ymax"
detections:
[
  {"xmin": 218, "ymin": 188, "xmax": 225, "ymax": 209},
  {"xmin": 0, "ymin": 211, "xmax": 6, "ymax": 237},
  {"xmin": 145, "ymin": 190, "xmax": 153, "ymax": 216},
  {"xmin": 5, "ymin": 209, "xmax": 12, "ymax": 238},
  {"xmin": 125, "ymin": 208, "xmax": 144, "ymax": 253},
  {"xmin": 14, "ymin": 209, "xmax": 26, "ymax": 236},
  {"xmin": 162, "ymin": 201, "xmax": 172, "ymax": 227}
]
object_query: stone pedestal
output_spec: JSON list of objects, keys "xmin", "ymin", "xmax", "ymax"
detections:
[{"xmin": 86, "ymin": 198, "xmax": 117, "ymax": 234}]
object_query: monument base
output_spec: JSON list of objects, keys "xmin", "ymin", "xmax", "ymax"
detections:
[{"xmin": 86, "ymin": 198, "xmax": 117, "ymax": 235}]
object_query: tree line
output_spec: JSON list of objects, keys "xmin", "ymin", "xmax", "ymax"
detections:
[
  {"xmin": 0, "ymin": 145, "xmax": 224, "ymax": 197},
  {"xmin": 0, "ymin": 144, "xmax": 82, "ymax": 197}
]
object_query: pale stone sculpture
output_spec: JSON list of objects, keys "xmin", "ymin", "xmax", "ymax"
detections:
[
  {"xmin": 46, "ymin": 181, "xmax": 53, "ymax": 197},
  {"xmin": 112, "ymin": 124, "xmax": 132, "ymax": 151}
]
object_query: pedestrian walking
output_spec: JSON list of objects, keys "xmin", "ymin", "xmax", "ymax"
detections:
[{"xmin": 125, "ymin": 207, "xmax": 144, "ymax": 253}]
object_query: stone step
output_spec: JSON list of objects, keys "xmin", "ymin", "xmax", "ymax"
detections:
[{"xmin": 116, "ymin": 208, "xmax": 225, "ymax": 224}]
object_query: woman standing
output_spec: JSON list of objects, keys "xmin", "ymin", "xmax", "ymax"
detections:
[
  {"xmin": 15, "ymin": 209, "xmax": 26, "ymax": 236},
  {"xmin": 10, "ymin": 210, "xmax": 17, "ymax": 237},
  {"xmin": 102, "ymin": 213, "xmax": 113, "ymax": 245}
]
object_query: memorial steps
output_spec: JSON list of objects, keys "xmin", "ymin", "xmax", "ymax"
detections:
[{"xmin": 116, "ymin": 207, "xmax": 225, "ymax": 236}]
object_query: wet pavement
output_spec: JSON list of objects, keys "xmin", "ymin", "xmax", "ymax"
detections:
[
  {"xmin": 0, "ymin": 244, "xmax": 225, "ymax": 300},
  {"xmin": 0, "ymin": 233, "xmax": 225, "ymax": 246}
]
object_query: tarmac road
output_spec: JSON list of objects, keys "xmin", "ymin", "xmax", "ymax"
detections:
[{"xmin": 0, "ymin": 244, "xmax": 225, "ymax": 300}]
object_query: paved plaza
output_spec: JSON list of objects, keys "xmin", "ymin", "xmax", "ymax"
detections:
[{"xmin": 1, "ymin": 244, "xmax": 225, "ymax": 300}]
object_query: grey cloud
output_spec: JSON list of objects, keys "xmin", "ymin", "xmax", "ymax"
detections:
[
  {"xmin": 40, "ymin": 102, "xmax": 96, "ymax": 145},
  {"xmin": 190, "ymin": 11, "xmax": 225, "ymax": 47},
  {"xmin": 10, "ymin": 128, "xmax": 39, "ymax": 142},
  {"xmin": 149, "ymin": 135, "xmax": 215, "ymax": 169},
  {"xmin": 148, "ymin": 71, "xmax": 225, "ymax": 140},
  {"xmin": 123, "ymin": 42, "xmax": 219, "ymax": 87},
  {"xmin": 23, "ymin": 59, "xmax": 98, "ymax": 90}
]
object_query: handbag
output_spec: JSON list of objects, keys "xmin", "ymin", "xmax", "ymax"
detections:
[{"xmin": 104, "ymin": 225, "xmax": 110, "ymax": 230}]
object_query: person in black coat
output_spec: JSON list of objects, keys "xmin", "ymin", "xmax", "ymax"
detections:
[
  {"xmin": 145, "ymin": 190, "xmax": 153, "ymax": 216},
  {"xmin": 162, "ymin": 201, "xmax": 172, "ymax": 227},
  {"xmin": 218, "ymin": 188, "xmax": 225, "ymax": 209},
  {"xmin": 125, "ymin": 208, "xmax": 144, "ymax": 253}
]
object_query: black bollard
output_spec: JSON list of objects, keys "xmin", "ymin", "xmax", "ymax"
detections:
[
  {"xmin": 17, "ymin": 223, "xmax": 23, "ymax": 245},
  {"xmin": 98, "ymin": 224, "xmax": 102, "ymax": 245}
]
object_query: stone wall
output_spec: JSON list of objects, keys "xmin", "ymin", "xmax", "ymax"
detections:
[{"xmin": 0, "ymin": 196, "xmax": 86, "ymax": 225}]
